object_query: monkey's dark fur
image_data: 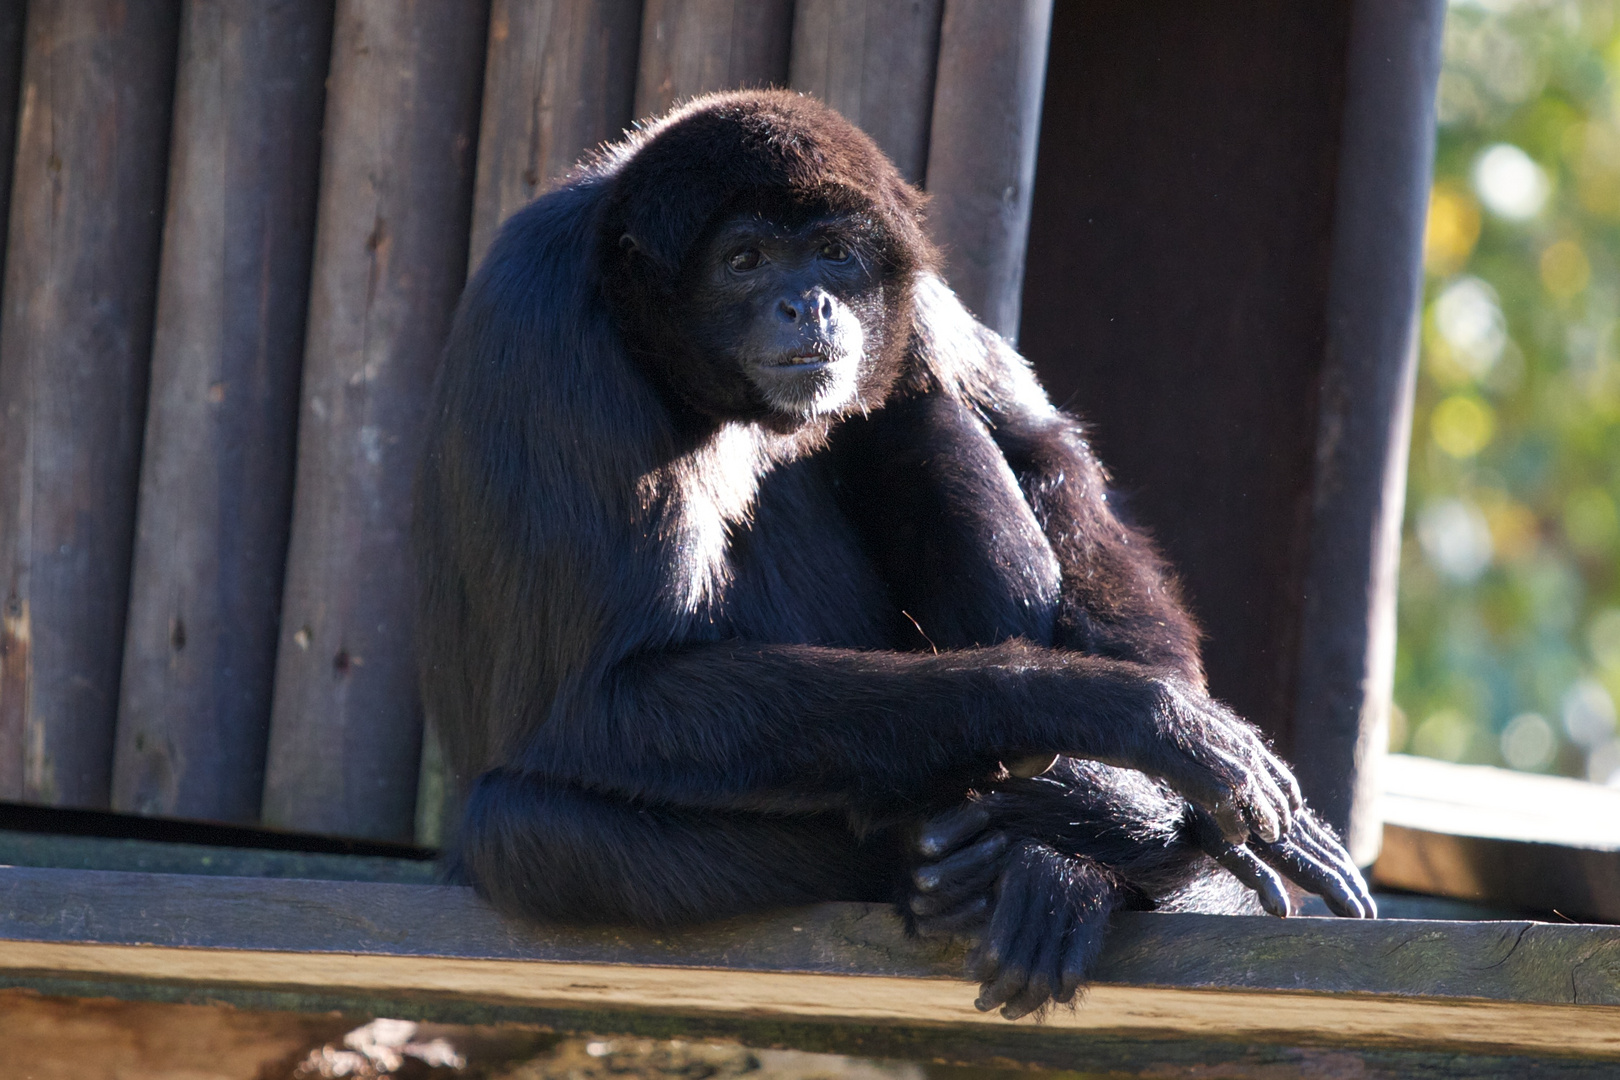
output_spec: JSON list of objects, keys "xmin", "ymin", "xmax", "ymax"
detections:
[{"xmin": 416, "ymin": 91, "xmax": 1373, "ymax": 1020}]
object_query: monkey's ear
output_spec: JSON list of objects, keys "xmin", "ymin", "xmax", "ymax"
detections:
[{"xmin": 618, "ymin": 233, "xmax": 640, "ymax": 255}]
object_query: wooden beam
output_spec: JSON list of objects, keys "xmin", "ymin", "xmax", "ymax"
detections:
[
  {"xmin": 260, "ymin": 0, "xmax": 489, "ymax": 843},
  {"xmin": 788, "ymin": 0, "xmax": 942, "ymax": 186},
  {"xmin": 1375, "ymin": 754, "xmax": 1620, "ymax": 921},
  {"xmin": 922, "ymin": 0, "xmax": 1052, "ymax": 341},
  {"xmin": 0, "ymin": 0, "xmax": 182, "ymax": 809},
  {"xmin": 633, "ymin": 0, "xmax": 793, "ymax": 118},
  {"xmin": 466, "ymin": 0, "xmax": 643, "ymax": 270},
  {"xmin": 1289, "ymin": 0, "xmax": 1446, "ymax": 861},
  {"xmin": 0, "ymin": 866, "xmax": 1616, "ymax": 1068},
  {"xmin": 111, "ymin": 0, "xmax": 334, "ymax": 826}
]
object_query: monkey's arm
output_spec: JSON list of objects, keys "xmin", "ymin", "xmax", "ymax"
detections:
[{"xmin": 521, "ymin": 640, "xmax": 1296, "ymax": 843}]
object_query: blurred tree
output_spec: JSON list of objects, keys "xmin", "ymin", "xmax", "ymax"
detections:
[{"xmin": 1398, "ymin": 0, "xmax": 1620, "ymax": 785}]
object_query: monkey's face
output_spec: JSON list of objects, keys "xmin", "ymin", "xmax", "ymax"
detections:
[{"xmin": 679, "ymin": 211, "xmax": 884, "ymax": 422}]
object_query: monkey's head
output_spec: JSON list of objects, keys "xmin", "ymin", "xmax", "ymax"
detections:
[{"xmin": 598, "ymin": 91, "xmax": 936, "ymax": 428}]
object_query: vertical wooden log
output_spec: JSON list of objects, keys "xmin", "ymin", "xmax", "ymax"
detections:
[
  {"xmin": 0, "ymin": 5, "xmax": 27, "ymax": 282},
  {"xmin": 110, "ymin": 0, "xmax": 334, "ymax": 824},
  {"xmin": 788, "ymin": 0, "xmax": 941, "ymax": 186},
  {"xmin": 261, "ymin": 0, "xmax": 488, "ymax": 842},
  {"xmin": 924, "ymin": 0, "xmax": 1052, "ymax": 342},
  {"xmin": 467, "ymin": 0, "xmax": 642, "ymax": 269},
  {"xmin": 0, "ymin": 1, "xmax": 181, "ymax": 809},
  {"xmin": 1290, "ymin": 0, "xmax": 1444, "ymax": 863},
  {"xmin": 633, "ymin": 0, "xmax": 792, "ymax": 118}
]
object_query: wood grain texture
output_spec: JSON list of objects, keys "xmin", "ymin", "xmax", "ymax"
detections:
[
  {"xmin": 0, "ymin": 989, "xmax": 348, "ymax": 1080},
  {"xmin": 467, "ymin": 0, "xmax": 642, "ymax": 269},
  {"xmin": 0, "ymin": 0, "xmax": 182, "ymax": 809},
  {"xmin": 1376, "ymin": 757, "xmax": 1620, "ymax": 919},
  {"xmin": 1289, "ymin": 0, "xmax": 1445, "ymax": 861},
  {"xmin": 0, "ymin": 5, "xmax": 26, "ymax": 284},
  {"xmin": 788, "ymin": 0, "xmax": 941, "ymax": 186},
  {"xmin": 0, "ymin": 867, "xmax": 1617, "ymax": 1063},
  {"xmin": 633, "ymin": 0, "xmax": 793, "ymax": 118},
  {"xmin": 261, "ymin": 0, "xmax": 488, "ymax": 842},
  {"xmin": 111, "ymin": 0, "xmax": 334, "ymax": 826},
  {"xmin": 922, "ymin": 0, "xmax": 1051, "ymax": 341}
]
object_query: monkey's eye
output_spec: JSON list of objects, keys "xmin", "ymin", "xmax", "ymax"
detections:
[
  {"xmin": 727, "ymin": 248, "xmax": 763, "ymax": 272},
  {"xmin": 821, "ymin": 242, "xmax": 851, "ymax": 263}
]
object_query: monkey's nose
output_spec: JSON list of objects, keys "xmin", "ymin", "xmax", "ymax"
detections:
[{"xmin": 777, "ymin": 291, "xmax": 833, "ymax": 326}]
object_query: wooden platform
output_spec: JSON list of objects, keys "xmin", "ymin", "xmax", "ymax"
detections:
[{"xmin": 0, "ymin": 864, "xmax": 1615, "ymax": 1078}]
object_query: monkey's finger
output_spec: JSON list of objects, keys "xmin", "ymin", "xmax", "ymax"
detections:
[
  {"xmin": 914, "ymin": 895, "xmax": 990, "ymax": 938},
  {"xmin": 916, "ymin": 804, "xmax": 992, "ymax": 859},
  {"xmin": 1253, "ymin": 840, "xmax": 1363, "ymax": 918},
  {"xmin": 1055, "ymin": 918, "xmax": 1107, "ymax": 1004},
  {"xmin": 1233, "ymin": 749, "xmax": 1291, "ymax": 845},
  {"xmin": 969, "ymin": 860, "xmax": 1041, "ymax": 992},
  {"xmin": 914, "ymin": 830, "xmax": 1007, "ymax": 893},
  {"xmin": 998, "ymin": 900, "xmax": 1068, "ymax": 1020},
  {"xmin": 1207, "ymin": 840, "xmax": 1292, "ymax": 918},
  {"xmin": 1257, "ymin": 746, "xmax": 1305, "ymax": 816},
  {"xmin": 1285, "ymin": 811, "xmax": 1375, "ymax": 916},
  {"xmin": 910, "ymin": 861, "xmax": 998, "ymax": 916},
  {"xmin": 1293, "ymin": 814, "xmax": 1377, "ymax": 918}
]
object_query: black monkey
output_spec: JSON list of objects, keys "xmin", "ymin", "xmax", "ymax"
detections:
[{"xmin": 416, "ymin": 91, "xmax": 1374, "ymax": 1020}]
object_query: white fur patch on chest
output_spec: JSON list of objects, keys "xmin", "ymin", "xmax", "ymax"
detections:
[{"xmin": 634, "ymin": 423, "xmax": 777, "ymax": 618}]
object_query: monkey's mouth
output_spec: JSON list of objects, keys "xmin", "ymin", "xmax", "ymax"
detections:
[{"xmin": 766, "ymin": 353, "xmax": 831, "ymax": 372}]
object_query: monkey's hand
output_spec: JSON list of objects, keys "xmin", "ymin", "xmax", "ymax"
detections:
[
  {"xmin": 1116, "ymin": 676, "xmax": 1306, "ymax": 848},
  {"xmin": 1186, "ymin": 802, "xmax": 1376, "ymax": 919},
  {"xmin": 907, "ymin": 805, "xmax": 1119, "ymax": 1020}
]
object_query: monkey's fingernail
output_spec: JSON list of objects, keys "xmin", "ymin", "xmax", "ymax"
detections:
[{"xmin": 914, "ymin": 868, "xmax": 943, "ymax": 892}]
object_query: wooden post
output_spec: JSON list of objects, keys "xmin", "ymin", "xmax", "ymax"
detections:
[
  {"xmin": 788, "ymin": 0, "xmax": 942, "ymax": 186},
  {"xmin": 467, "ymin": 0, "xmax": 642, "ymax": 270},
  {"xmin": 110, "ymin": 0, "xmax": 334, "ymax": 825},
  {"xmin": 0, "ymin": 6, "xmax": 26, "ymax": 282},
  {"xmin": 1290, "ymin": 0, "xmax": 1444, "ymax": 862},
  {"xmin": 923, "ymin": 0, "xmax": 1052, "ymax": 342},
  {"xmin": 633, "ymin": 0, "xmax": 792, "ymax": 118},
  {"xmin": 0, "ymin": 0, "xmax": 181, "ymax": 809},
  {"xmin": 261, "ymin": 0, "xmax": 488, "ymax": 843}
]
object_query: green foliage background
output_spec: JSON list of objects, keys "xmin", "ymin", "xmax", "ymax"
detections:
[{"xmin": 1396, "ymin": 0, "xmax": 1620, "ymax": 783}]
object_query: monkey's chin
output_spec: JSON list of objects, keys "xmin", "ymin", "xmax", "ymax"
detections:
[{"xmin": 749, "ymin": 354, "xmax": 859, "ymax": 419}]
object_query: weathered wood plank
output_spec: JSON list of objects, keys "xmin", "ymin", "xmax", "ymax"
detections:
[
  {"xmin": 0, "ymin": 989, "xmax": 351, "ymax": 1080},
  {"xmin": 1376, "ymin": 754, "xmax": 1620, "ymax": 921},
  {"xmin": 1289, "ymin": 0, "xmax": 1445, "ymax": 861},
  {"xmin": 633, "ymin": 0, "xmax": 793, "ymax": 118},
  {"xmin": 0, "ymin": 0, "xmax": 182, "ymax": 808},
  {"xmin": 788, "ymin": 0, "xmax": 942, "ymax": 186},
  {"xmin": 922, "ymin": 0, "xmax": 1051, "ymax": 341},
  {"xmin": 0, "ymin": 868, "xmax": 1616, "ymax": 1063},
  {"xmin": 467, "ymin": 0, "xmax": 642, "ymax": 269},
  {"xmin": 5, "ymin": 868, "xmax": 1619, "ymax": 1006},
  {"xmin": 111, "ymin": 0, "xmax": 334, "ymax": 826},
  {"xmin": 261, "ymin": 0, "xmax": 488, "ymax": 842},
  {"xmin": 0, "ymin": 826, "xmax": 437, "ymax": 884},
  {"xmin": 0, "ymin": 5, "xmax": 26, "ymax": 284}
]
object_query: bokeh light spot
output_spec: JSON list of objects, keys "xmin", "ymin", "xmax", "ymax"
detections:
[
  {"xmin": 1500, "ymin": 712, "xmax": 1556, "ymax": 771},
  {"xmin": 1561, "ymin": 677, "xmax": 1617, "ymax": 748},
  {"xmin": 1587, "ymin": 607, "xmax": 1620, "ymax": 670},
  {"xmin": 1418, "ymin": 497, "xmax": 1494, "ymax": 581},
  {"xmin": 1473, "ymin": 143, "xmax": 1549, "ymax": 220},
  {"xmin": 1430, "ymin": 394, "xmax": 1496, "ymax": 458},
  {"xmin": 1424, "ymin": 183, "xmax": 1482, "ymax": 275},
  {"xmin": 1540, "ymin": 239, "xmax": 1592, "ymax": 297},
  {"xmin": 1412, "ymin": 708, "xmax": 1474, "ymax": 761}
]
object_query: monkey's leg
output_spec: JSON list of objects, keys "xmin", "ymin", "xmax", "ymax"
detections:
[{"xmin": 454, "ymin": 770, "xmax": 895, "ymax": 928}]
